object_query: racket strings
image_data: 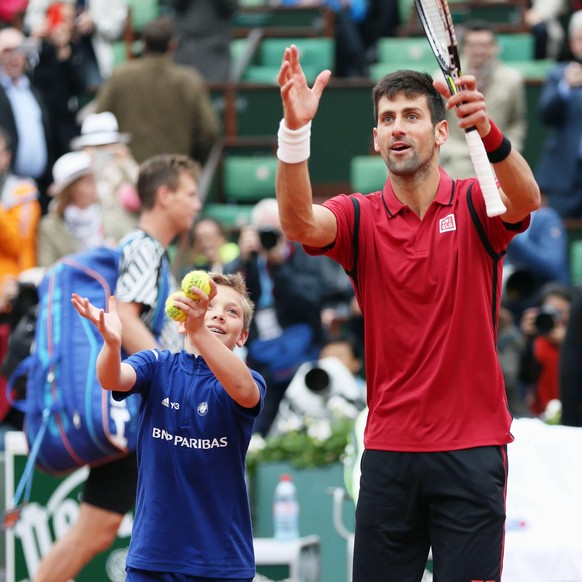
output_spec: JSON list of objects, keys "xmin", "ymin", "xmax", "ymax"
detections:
[{"xmin": 416, "ymin": 0, "xmax": 450, "ymax": 65}]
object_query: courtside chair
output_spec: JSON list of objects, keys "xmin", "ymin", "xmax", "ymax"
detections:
[
  {"xmin": 350, "ymin": 156, "xmax": 388, "ymax": 194},
  {"xmin": 243, "ymin": 37, "xmax": 334, "ymax": 84},
  {"xmin": 222, "ymin": 155, "xmax": 279, "ymax": 203}
]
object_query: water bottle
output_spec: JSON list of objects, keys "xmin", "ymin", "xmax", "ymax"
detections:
[{"xmin": 273, "ymin": 473, "xmax": 300, "ymax": 541}]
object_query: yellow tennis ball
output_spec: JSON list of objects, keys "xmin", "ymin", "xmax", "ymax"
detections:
[
  {"xmin": 181, "ymin": 270, "xmax": 211, "ymax": 300},
  {"xmin": 165, "ymin": 292, "xmax": 188, "ymax": 322}
]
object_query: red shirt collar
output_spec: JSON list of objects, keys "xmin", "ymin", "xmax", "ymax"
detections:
[{"xmin": 381, "ymin": 167, "xmax": 455, "ymax": 218}]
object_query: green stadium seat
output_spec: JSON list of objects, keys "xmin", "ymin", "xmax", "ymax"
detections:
[
  {"xmin": 350, "ymin": 155, "xmax": 388, "ymax": 194},
  {"xmin": 398, "ymin": 0, "xmax": 415, "ymax": 24},
  {"xmin": 223, "ymin": 155, "xmax": 278, "ymax": 203},
  {"xmin": 202, "ymin": 203, "xmax": 254, "ymax": 229},
  {"xmin": 260, "ymin": 37, "xmax": 333, "ymax": 68},
  {"xmin": 497, "ymin": 33, "xmax": 534, "ymax": 62},
  {"xmin": 369, "ymin": 60, "xmax": 436, "ymax": 81},
  {"xmin": 239, "ymin": 0, "xmax": 267, "ymax": 6},
  {"xmin": 231, "ymin": 38, "xmax": 249, "ymax": 61},
  {"xmin": 242, "ymin": 37, "xmax": 334, "ymax": 84},
  {"xmin": 508, "ymin": 59, "xmax": 554, "ymax": 82},
  {"xmin": 377, "ymin": 37, "xmax": 433, "ymax": 65},
  {"xmin": 570, "ymin": 240, "xmax": 582, "ymax": 285},
  {"xmin": 127, "ymin": 0, "xmax": 159, "ymax": 32}
]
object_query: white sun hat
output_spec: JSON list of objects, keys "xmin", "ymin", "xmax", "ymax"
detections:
[
  {"xmin": 70, "ymin": 112, "xmax": 131, "ymax": 149},
  {"xmin": 50, "ymin": 151, "xmax": 94, "ymax": 196}
]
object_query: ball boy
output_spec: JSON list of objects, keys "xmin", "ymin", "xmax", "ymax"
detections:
[{"xmin": 71, "ymin": 272, "xmax": 266, "ymax": 581}]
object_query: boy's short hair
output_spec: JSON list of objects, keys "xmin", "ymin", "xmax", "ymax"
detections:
[
  {"xmin": 137, "ymin": 154, "xmax": 200, "ymax": 210},
  {"xmin": 209, "ymin": 272, "xmax": 255, "ymax": 332}
]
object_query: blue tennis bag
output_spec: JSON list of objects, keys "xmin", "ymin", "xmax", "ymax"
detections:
[{"xmin": 7, "ymin": 246, "xmax": 142, "ymax": 477}]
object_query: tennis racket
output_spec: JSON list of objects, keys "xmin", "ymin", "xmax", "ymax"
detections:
[{"xmin": 414, "ymin": 0, "xmax": 507, "ymax": 217}]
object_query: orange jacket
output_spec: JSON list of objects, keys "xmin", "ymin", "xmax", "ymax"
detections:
[{"xmin": 0, "ymin": 175, "xmax": 41, "ymax": 281}]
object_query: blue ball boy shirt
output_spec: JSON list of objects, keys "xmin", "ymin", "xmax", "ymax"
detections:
[{"xmin": 115, "ymin": 349, "xmax": 266, "ymax": 579}]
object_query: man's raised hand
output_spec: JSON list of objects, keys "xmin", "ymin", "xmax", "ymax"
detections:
[{"xmin": 278, "ymin": 44, "xmax": 331, "ymax": 130}]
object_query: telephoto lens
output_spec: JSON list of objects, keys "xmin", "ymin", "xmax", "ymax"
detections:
[{"xmin": 258, "ymin": 227, "xmax": 281, "ymax": 250}]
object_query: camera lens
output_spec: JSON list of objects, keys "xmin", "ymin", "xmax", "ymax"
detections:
[
  {"xmin": 304, "ymin": 367, "xmax": 330, "ymax": 393},
  {"xmin": 258, "ymin": 228, "xmax": 280, "ymax": 250},
  {"xmin": 534, "ymin": 306, "xmax": 560, "ymax": 335}
]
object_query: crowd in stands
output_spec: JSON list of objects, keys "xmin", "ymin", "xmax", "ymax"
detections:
[{"xmin": 1, "ymin": 0, "xmax": 582, "ymax": 452}]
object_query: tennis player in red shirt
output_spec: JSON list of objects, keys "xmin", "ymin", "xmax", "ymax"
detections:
[{"xmin": 274, "ymin": 45, "xmax": 540, "ymax": 582}]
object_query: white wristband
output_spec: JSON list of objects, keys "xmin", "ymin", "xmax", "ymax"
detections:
[{"xmin": 277, "ymin": 119, "xmax": 311, "ymax": 164}]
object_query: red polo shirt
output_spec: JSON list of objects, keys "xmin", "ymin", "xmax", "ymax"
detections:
[{"xmin": 305, "ymin": 169, "xmax": 530, "ymax": 452}]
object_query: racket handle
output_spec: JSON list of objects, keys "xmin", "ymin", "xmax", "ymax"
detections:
[{"xmin": 464, "ymin": 129, "xmax": 507, "ymax": 217}]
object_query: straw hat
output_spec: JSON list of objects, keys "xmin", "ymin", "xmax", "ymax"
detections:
[{"xmin": 70, "ymin": 112, "xmax": 131, "ymax": 149}]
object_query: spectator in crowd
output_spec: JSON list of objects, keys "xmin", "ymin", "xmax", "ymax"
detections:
[
  {"xmin": 169, "ymin": 0, "xmax": 238, "ymax": 83},
  {"xmin": 525, "ymin": 0, "xmax": 569, "ymax": 60},
  {"xmin": 0, "ymin": 1, "xmax": 28, "ymax": 28},
  {"xmin": 359, "ymin": 0, "xmax": 400, "ymax": 64},
  {"xmin": 518, "ymin": 283, "xmax": 572, "ymax": 417},
  {"xmin": 28, "ymin": 2, "xmax": 92, "ymax": 158},
  {"xmin": 559, "ymin": 283, "xmax": 582, "ymax": 426},
  {"xmin": 36, "ymin": 151, "xmax": 105, "ymax": 267},
  {"xmin": 0, "ymin": 27, "xmax": 54, "ymax": 213},
  {"xmin": 179, "ymin": 216, "xmax": 239, "ymax": 276},
  {"xmin": 71, "ymin": 111, "xmax": 140, "ymax": 243},
  {"xmin": 497, "ymin": 306, "xmax": 530, "ymax": 418},
  {"xmin": 24, "ymin": 0, "xmax": 128, "ymax": 81},
  {"xmin": 34, "ymin": 153, "xmax": 201, "ymax": 582},
  {"xmin": 224, "ymin": 197, "xmax": 326, "ymax": 437},
  {"xmin": 274, "ymin": 0, "xmax": 370, "ymax": 77},
  {"xmin": 0, "ymin": 126, "xmax": 42, "ymax": 444},
  {"xmin": 536, "ymin": 10, "xmax": 582, "ymax": 219},
  {"xmin": 503, "ymin": 194, "xmax": 569, "ymax": 323},
  {"xmin": 95, "ymin": 15, "xmax": 220, "ymax": 165},
  {"xmin": 318, "ymin": 254, "xmax": 358, "ymax": 334},
  {"xmin": 0, "ymin": 127, "xmax": 41, "ymax": 285},
  {"xmin": 439, "ymin": 21, "xmax": 527, "ymax": 179}
]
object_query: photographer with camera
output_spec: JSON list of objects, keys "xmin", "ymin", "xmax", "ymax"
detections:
[
  {"xmin": 224, "ymin": 198, "xmax": 328, "ymax": 436},
  {"xmin": 270, "ymin": 331, "xmax": 366, "ymax": 435},
  {"xmin": 518, "ymin": 283, "xmax": 572, "ymax": 418}
]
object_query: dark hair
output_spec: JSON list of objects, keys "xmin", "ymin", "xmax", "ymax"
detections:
[
  {"xmin": 372, "ymin": 70, "xmax": 446, "ymax": 126},
  {"xmin": 539, "ymin": 282, "xmax": 572, "ymax": 305},
  {"xmin": 460, "ymin": 20, "xmax": 498, "ymax": 44},
  {"xmin": 142, "ymin": 16, "xmax": 175, "ymax": 54},
  {"xmin": 0, "ymin": 126, "xmax": 11, "ymax": 151},
  {"xmin": 137, "ymin": 154, "xmax": 200, "ymax": 209},
  {"xmin": 193, "ymin": 217, "xmax": 226, "ymax": 239},
  {"xmin": 324, "ymin": 330, "xmax": 364, "ymax": 362}
]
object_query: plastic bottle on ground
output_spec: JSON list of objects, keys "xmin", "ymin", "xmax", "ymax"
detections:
[{"xmin": 273, "ymin": 473, "xmax": 300, "ymax": 541}]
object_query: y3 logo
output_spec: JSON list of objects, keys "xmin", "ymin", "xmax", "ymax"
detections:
[{"xmin": 161, "ymin": 397, "xmax": 180, "ymax": 410}]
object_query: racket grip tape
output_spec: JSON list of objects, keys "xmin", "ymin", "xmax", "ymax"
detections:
[{"xmin": 464, "ymin": 129, "xmax": 507, "ymax": 217}]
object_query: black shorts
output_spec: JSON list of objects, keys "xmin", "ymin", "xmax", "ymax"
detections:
[
  {"xmin": 126, "ymin": 567, "xmax": 253, "ymax": 582},
  {"xmin": 353, "ymin": 447, "xmax": 508, "ymax": 582},
  {"xmin": 82, "ymin": 452, "xmax": 138, "ymax": 515}
]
